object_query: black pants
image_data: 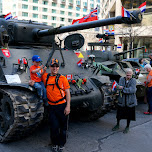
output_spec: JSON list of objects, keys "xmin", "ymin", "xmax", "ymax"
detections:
[
  {"xmin": 49, "ymin": 103, "xmax": 68, "ymax": 146},
  {"xmin": 147, "ymin": 87, "xmax": 152, "ymax": 112}
]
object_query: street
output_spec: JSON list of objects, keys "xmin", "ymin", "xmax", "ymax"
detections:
[{"xmin": 0, "ymin": 102, "xmax": 152, "ymax": 152}]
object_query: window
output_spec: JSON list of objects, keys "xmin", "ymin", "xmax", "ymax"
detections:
[
  {"xmin": 60, "ymin": 17, "xmax": 65, "ymax": 21},
  {"xmin": 60, "ymin": 11, "xmax": 65, "ymax": 15},
  {"xmin": 60, "ymin": 4, "xmax": 65, "ymax": 8},
  {"xmin": 83, "ymin": 2, "xmax": 87, "ymax": 7},
  {"xmin": 22, "ymin": 12, "xmax": 28, "ymax": 17},
  {"xmin": 83, "ymin": 8, "xmax": 87, "ymax": 12},
  {"xmin": 43, "ymin": 8, "xmax": 48, "ymax": 12},
  {"xmin": 68, "ymin": 12, "xmax": 72, "ymax": 16},
  {"xmin": 52, "ymin": 2, "xmax": 57, "ymax": 6},
  {"xmin": 52, "ymin": 9, "xmax": 56, "ymax": 13},
  {"xmin": 69, "ymin": 0, "xmax": 73, "ymax": 2},
  {"xmin": 22, "ymin": 0, "xmax": 28, "ymax": 1},
  {"xmin": 42, "ymin": 15, "xmax": 47, "ymax": 19},
  {"xmin": 52, "ymin": 16, "xmax": 56, "ymax": 20},
  {"xmin": 76, "ymin": 13, "xmax": 80, "ymax": 17},
  {"xmin": 68, "ymin": 18, "xmax": 72, "ymax": 22},
  {"xmin": 68, "ymin": 6, "xmax": 73, "ymax": 9},
  {"xmin": 33, "ymin": 6, "xmax": 38, "ymax": 11},
  {"xmin": 33, "ymin": 0, "xmax": 38, "ymax": 3},
  {"xmin": 60, "ymin": 24, "xmax": 64, "ymax": 26},
  {"xmin": 22, "ymin": 4, "xmax": 28, "ymax": 9},
  {"xmin": 76, "ymin": 1, "xmax": 81, "ymax": 5},
  {"xmin": 33, "ymin": 14, "xmax": 38, "ymax": 18},
  {"xmin": 90, "ymin": 3, "xmax": 94, "ymax": 8},
  {"xmin": 43, "ymin": 1, "xmax": 48, "ymax": 5},
  {"xmin": 52, "ymin": 23, "xmax": 56, "ymax": 27},
  {"xmin": 76, "ymin": 7, "xmax": 80, "ymax": 11},
  {"xmin": 13, "ymin": 4, "xmax": 16, "ymax": 9}
]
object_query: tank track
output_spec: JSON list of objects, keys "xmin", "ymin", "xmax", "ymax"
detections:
[{"xmin": 0, "ymin": 88, "xmax": 44, "ymax": 142}]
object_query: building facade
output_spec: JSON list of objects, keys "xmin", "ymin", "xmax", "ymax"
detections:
[
  {"xmin": 101, "ymin": 0, "xmax": 152, "ymax": 56},
  {"xmin": 0, "ymin": 0, "xmax": 102, "ymax": 26}
]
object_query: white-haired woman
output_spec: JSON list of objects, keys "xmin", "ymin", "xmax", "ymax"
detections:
[
  {"xmin": 144, "ymin": 64, "xmax": 152, "ymax": 115},
  {"xmin": 112, "ymin": 68, "xmax": 137, "ymax": 133}
]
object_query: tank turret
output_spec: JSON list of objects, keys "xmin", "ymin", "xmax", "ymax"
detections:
[
  {"xmin": 0, "ymin": 10, "xmax": 143, "ymax": 143},
  {"xmin": 0, "ymin": 10, "xmax": 142, "ymax": 46},
  {"xmin": 87, "ymin": 44, "xmax": 147, "ymax": 99}
]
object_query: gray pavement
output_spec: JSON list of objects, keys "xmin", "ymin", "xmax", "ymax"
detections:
[{"xmin": 0, "ymin": 102, "xmax": 152, "ymax": 152}]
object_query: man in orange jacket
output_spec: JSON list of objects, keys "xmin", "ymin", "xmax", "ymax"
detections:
[{"xmin": 42, "ymin": 58, "xmax": 71, "ymax": 152}]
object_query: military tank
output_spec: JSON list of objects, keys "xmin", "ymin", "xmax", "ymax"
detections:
[
  {"xmin": 87, "ymin": 43, "xmax": 147, "ymax": 99},
  {"xmin": 0, "ymin": 10, "xmax": 142, "ymax": 142}
]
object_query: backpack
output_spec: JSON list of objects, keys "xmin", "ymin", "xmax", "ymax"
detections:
[{"xmin": 45, "ymin": 73, "xmax": 66, "ymax": 103}]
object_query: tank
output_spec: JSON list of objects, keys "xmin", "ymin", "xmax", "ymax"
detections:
[
  {"xmin": 0, "ymin": 10, "xmax": 142, "ymax": 142},
  {"xmin": 87, "ymin": 43, "xmax": 147, "ymax": 99}
]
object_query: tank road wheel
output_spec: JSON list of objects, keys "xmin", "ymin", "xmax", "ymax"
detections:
[
  {"xmin": 71, "ymin": 87, "xmax": 105, "ymax": 122},
  {"xmin": 81, "ymin": 86, "xmax": 106, "ymax": 122},
  {"xmin": 0, "ymin": 88, "xmax": 44, "ymax": 142}
]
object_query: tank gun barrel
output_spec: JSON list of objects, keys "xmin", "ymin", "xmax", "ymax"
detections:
[
  {"xmin": 114, "ymin": 46, "xmax": 146, "ymax": 59},
  {"xmin": 36, "ymin": 16, "xmax": 122, "ymax": 37},
  {"xmin": 35, "ymin": 10, "xmax": 142, "ymax": 38}
]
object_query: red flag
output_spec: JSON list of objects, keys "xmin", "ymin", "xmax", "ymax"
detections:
[
  {"xmin": 13, "ymin": 16, "xmax": 18, "ymax": 19},
  {"xmin": 122, "ymin": 6, "xmax": 130, "ymax": 18},
  {"xmin": 112, "ymin": 81, "xmax": 117, "ymax": 91},
  {"xmin": 139, "ymin": 1, "xmax": 146, "ymax": 12},
  {"xmin": 99, "ymin": 38, "xmax": 103, "ymax": 43},
  {"xmin": 66, "ymin": 74, "xmax": 73, "ymax": 80},
  {"xmin": 72, "ymin": 19, "xmax": 81, "ymax": 25},
  {"xmin": 135, "ymin": 69, "xmax": 140, "ymax": 74},
  {"xmin": 4, "ymin": 12, "xmax": 12, "ymax": 20},
  {"xmin": 1, "ymin": 49, "xmax": 11, "ymax": 58},
  {"xmin": 145, "ymin": 48, "xmax": 147, "ymax": 52},
  {"xmin": 77, "ymin": 59, "xmax": 84, "ymax": 67},
  {"xmin": 72, "ymin": 7, "xmax": 98, "ymax": 25}
]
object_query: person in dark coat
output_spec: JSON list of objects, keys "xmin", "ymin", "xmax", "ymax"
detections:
[
  {"xmin": 144, "ymin": 64, "xmax": 152, "ymax": 114},
  {"xmin": 112, "ymin": 68, "xmax": 137, "ymax": 134}
]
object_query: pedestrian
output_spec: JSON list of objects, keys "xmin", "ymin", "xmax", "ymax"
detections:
[
  {"xmin": 42, "ymin": 58, "xmax": 71, "ymax": 152},
  {"xmin": 112, "ymin": 68, "xmax": 137, "ymax": 134},
  {"xmin": 143, "ymin": 64, "xmax": 152, "ymax": 115},
  {"xmin": 139, "ymin": 58, "xmax": 145, "ymax": 68},
  {"xmin": 149, "ymin": 54, "xmax": 152, "ymax": 66},
  {"xmin": 30, "ymin": 55, "xmax": 47, "ymax": 103}
]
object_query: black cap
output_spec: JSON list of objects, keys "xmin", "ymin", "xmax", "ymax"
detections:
[{"xmin": 50, "ymin": 58, "xmax": 59, "ymax": 67}]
